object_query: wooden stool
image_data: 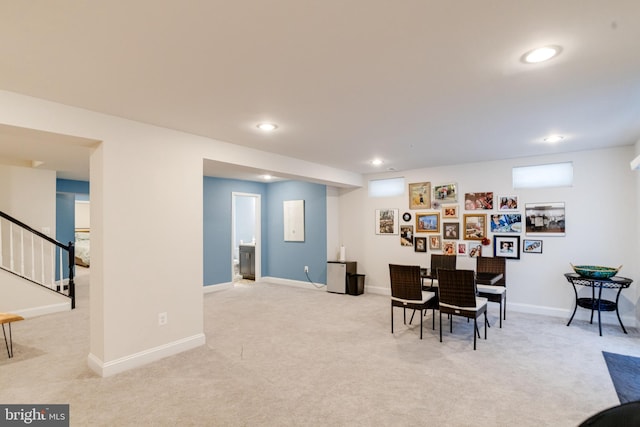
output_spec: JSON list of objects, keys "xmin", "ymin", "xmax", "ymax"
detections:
[{"xmin": 0, "ymin": 313, "xmax": 24, "ymax": 358}]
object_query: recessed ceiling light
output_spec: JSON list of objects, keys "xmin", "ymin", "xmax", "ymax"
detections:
[
  {"xmin": 371, "ymin": 159, "xmax": 383, "ymax": 166},
  {"xmin": 543, "ymin": 135, "xmax": 565, "ymax": 143},
  {"xmin": 523, "ymin": 46, "xmax": 561, "ymax": 63},
  {"xmin": 261, "ymin": 174, "xmax": 273, "ymax": 180},
  {"xmin": 257, "ymin": 123, "xmax": 278, "ymax": 131}
]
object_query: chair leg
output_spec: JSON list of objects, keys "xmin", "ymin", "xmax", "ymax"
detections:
[
  {"xmin": 439, "ymin": 311, "xmax": 443, "ymax": 342},
  {"xmin": 504, "ymin": 295, "xmax": 507, "ymax": 320},
  {"xmin": 432, "ymin": 308, "xmax": 436, "ymax": 330},
  {"xmin": 473, "ymin": 318, "xmax": 477, "ymax": 350},
  {"xmin": 499, "ymin": 300, "xmax": 503, "ymax": 328},
  {"xmin": 391, "ymin": 304, "xmax": 394, "ymax": 333},
  {"xmin": 409, "ymin": 309, "xmax": 416, "ymax": 325},
  {"xmin": 420, "ymin": 311, "xmax": 423, "ymax": 340},
  {"xmin": 484, "ymin": 312, "xmax": 487, "ymax": 339}
]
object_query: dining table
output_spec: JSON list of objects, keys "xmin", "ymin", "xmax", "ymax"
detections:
[{"xmin": 420, "ymin": 268, "xmax": 503, "ymax": 286}]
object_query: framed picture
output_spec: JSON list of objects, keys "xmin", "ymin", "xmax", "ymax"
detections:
[
  {"xmin": 375, "ymin": 209, "xmax": 399, "ymax": 235},
  {"xmin": 409, "ymin": 182, "xmax": 431, "ymax": 210},
  {"xmin": 442, "ymin": 204, "xmax": 459, "ymax": 218},
  {"xmin": 490, "ymin": 214, "xmax": 522, "ymax": 233},
  {"xmin": 429, "ymin": 235, "xmax": 442, "ymax": 250},
  {"xmin": 494, "ymin": 235, "xmax": 521, "ymax": 259},
  {"xmin": 523, "ymin": 239, "xmax": 543, "ymax": 254},
  {"xmin": 416, "ymin": 212, "xmax": 440, "ymax": 233},
  {"xmin": 433, "ymin": 183, "xmax": 458, "ymax": 203},
  {"xmin": 464, "ymin": 192, "xmax": 494, "ymax": 210},
  {"xmin": 442, "ymin": 241, "xmax": 455, "ymax": 255},
  {"xmin": 463, "ymin": 214, "xmax": 487, "ymax": 240},
  {"xmin": 400, "ymin": 225, "xmax": 414, "ymax": 246},
  {"xmin": 498, "ymin": 195, "xmax": 519, "ymax": 211},
  {"xmin": 457, "ymin": 242, "xmax": 467, "ymax": 256},
  {"xmin": 468, "ymin": 242, "xmax": 483, "ymax": 258},
  {"xmin": 415, "ymin": 237, "xmax": 427, "ymax": 252},
  {"xmin": 402, "ymin": 212, "xmax": 412, "ymax": 222},
  {"xmin": 443, "ymin": 222, "xmax": 460, "ymax": 239},
  {"xmin": 525, "ymin": 202, "xmax": 566, "ymax": 236}
]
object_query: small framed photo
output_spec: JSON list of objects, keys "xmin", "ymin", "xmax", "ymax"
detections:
[
  {"xmin": 494, "ymin": 235, "xmax": 521, "ymax": 259},
  {"xmin": 463, "ymin": 214, "xmax": 487, "ymax": 240},
  {"xmin": 498, "ymin": 195, "xmax": 519, "ymax": 211},
  {"xmin": 429, "ymin": 235, "xmax": 442, "ymax": 250},
  {"xmin": 468, "ymin": 242, "xmax": 483, "ymax": 258},
  {"xmin": 464, "ymin": 192, "xmax": 494, "ymax": 210},
  {"xmin": 415, "ymin": 237, "xmax": 427, "ymax": 252},
  {"xmin": 433, "ymin": 183, "xmax": 458, "ymax": 203},
  {"xmin": 442, "ymin": 204, "xmax": 459, "ymax": 218},
  {"xmin": 490, "ymin": 214, "xmax": 522, "ymax": 233},
  {"xmin": 416, "ymin": 212, "xmax": 440, "ymax": 233},
  {"xmin": 443, "ymin": 222, "xmax": 460, "ymax": 239},
  {"xmin": 525, "ymin": 202, "xmax": 566, "ymax": 236},
  {"xmin": 442, "ymin": 241, "xmax": 456, "ymax": 255},
  {"xmin": 409, "ymin": 182, "xmax": 431, "ymax": 210},
  {"xmin": 457, "ymin": 242, "xmax": 467, "ymax": 256},
  {"xmin": 400, "ymin": 225, "xmax": 414, "ymax": 246},
  {"xmin": 375, "ymin": 209, "xmax": 399, "ymax": 235},
  {"xmin": 523, "ymin": 239, "xmax": 543, "ymax": 254}
]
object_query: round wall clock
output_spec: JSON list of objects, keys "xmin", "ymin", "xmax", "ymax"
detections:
[{"xmin": 402, "ymin": 212, "xmax": 412, "ymax": 222}]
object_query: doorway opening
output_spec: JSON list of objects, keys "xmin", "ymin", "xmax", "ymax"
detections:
[{"xmin": 231, "ymin": 192, "xmax": 261, "ymax": 283}]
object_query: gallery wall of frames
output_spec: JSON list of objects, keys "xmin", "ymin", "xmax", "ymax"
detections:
[{"xmin": 377, "ymin": 181, "xmax": 565, "ymax": 260}]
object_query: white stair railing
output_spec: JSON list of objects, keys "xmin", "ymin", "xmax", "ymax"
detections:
[{"xmin": 0, "ymin": 211, "xmax": 75, "ymax": 307}]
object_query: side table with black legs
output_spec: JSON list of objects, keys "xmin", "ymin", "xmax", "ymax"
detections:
[{"xmin": 564, "ymin": 273, "xmax": 632, "ymax": 336}]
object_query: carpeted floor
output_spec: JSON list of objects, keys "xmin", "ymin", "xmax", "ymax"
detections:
[{"xmin": 2, "ymin": 267, "xmax": 640, "ymax": 426}]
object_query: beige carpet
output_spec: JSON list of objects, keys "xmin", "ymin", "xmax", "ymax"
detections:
[{"xmin": 2, "ymin": 267, "xmax": 639, "ymax": 426}]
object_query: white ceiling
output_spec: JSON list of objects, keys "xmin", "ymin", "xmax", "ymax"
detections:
[{"xmin": 1, "ymin": 1, "xmax": 639, "ymax": 182}]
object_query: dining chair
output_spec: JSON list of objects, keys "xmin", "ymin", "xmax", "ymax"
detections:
[
  {"xmin": 476, "ymin": 256, "xmax": 507, "ymax": 328},
  {"xmin": 427, "ymin": 254, "xmax": 457, "ymax": 289},
  {"xmin": 389, "ymin": 264, "xmax": 436, "ymax": 339},
  {"xmin": 437, "ymin": 268, "xmax": 488, "ymax": 350},
  {"xmin": 409, "ymin": 254, "xmax": 458, "ymax": 328}
]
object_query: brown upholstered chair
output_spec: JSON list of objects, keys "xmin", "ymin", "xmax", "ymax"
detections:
[
  {"xmin": 389, "ymin": 264, "xmax": 436, "ymax": 339},
  {"xmin": 476, "ymin": 256, "xmax": 507, "ymax": 328},
  {"xmin": 437, "ymin": 268, "xmax": 488, "ymax": 350}
]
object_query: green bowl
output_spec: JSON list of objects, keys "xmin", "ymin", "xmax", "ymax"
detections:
[{"xmin": 571, "ymin": 264, "xmax": 621, "ymax": 279}]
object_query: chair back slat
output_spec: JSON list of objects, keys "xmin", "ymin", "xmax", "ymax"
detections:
[
  {"xmin": 476, "ymin": 256, "xmax": 506, "ymax": 286},
  {"xmin": 389, "ymin": 264, "xmax": 423, "ymax": 301},
  {"xmin": 437, "ymin": 268, "xmax": 477, "ymax": 308}
]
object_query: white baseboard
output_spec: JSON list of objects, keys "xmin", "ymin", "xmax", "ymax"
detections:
[
  {"xmin": 87, "ymin": 333, "xmax": 206, "ymax": 377},
  {"xmin": 261, "ymin": 276, "xmax": 327, "ymax": 291},
  {"xmin": 12, "ymin": 301, "xmax": 71, "ymax": 318},
  {"xmin": 203, "ymin": 282, "xmax": 233, "ymax": 294},
  {"xmin": 363, "ymin": 286, "xmax": 637, "ymax": 327}
]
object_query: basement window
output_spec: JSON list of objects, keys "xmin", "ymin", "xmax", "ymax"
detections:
[
  {"xmin": 512, "ymin": 162, "xmax": 573, "ymax": 189},
  {"xmin": 368, "ymin": 177, "xmax": 405, "ymax": 197}
]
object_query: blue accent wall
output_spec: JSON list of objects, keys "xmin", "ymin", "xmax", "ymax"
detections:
[
  {"xmin": 55, "ymin": 179, "xmax": 90, "ymax": 279},
  {"xmin": 266, "ymin": 181, "xmax": 327, "ymax": 284},
  {"xmin": 203, "ymin": 178, "xmax": 327, "ymax": 286},
  {"xmin": 203, "ymin": 177, "xmax": 267, "ymax": 286}
]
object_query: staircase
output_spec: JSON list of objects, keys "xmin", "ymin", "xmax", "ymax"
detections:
[{"xmin": 0, "ymin": 210, "xmax": 75, "ymax": 308}]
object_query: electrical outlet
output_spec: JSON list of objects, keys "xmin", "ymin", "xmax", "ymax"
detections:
[
  {"xmin": 304, "ymin": 266, "xmax": 309, "ymax": 273},
  {"xmin": 158, "ymin": 312, "xmax": 168, "ymax": 326}
]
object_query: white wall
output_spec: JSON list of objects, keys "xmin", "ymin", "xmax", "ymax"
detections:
[
  {"xmin": 0, "ymin": 90, "xmax": 363, "ymax": 377},
  {"xmin": 339, "ymin": 146, "xmax": 639, "ymax": 326},
  {"xmin": 0, "ymin": 164, "xmax": 56, "ymax": 235}
]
